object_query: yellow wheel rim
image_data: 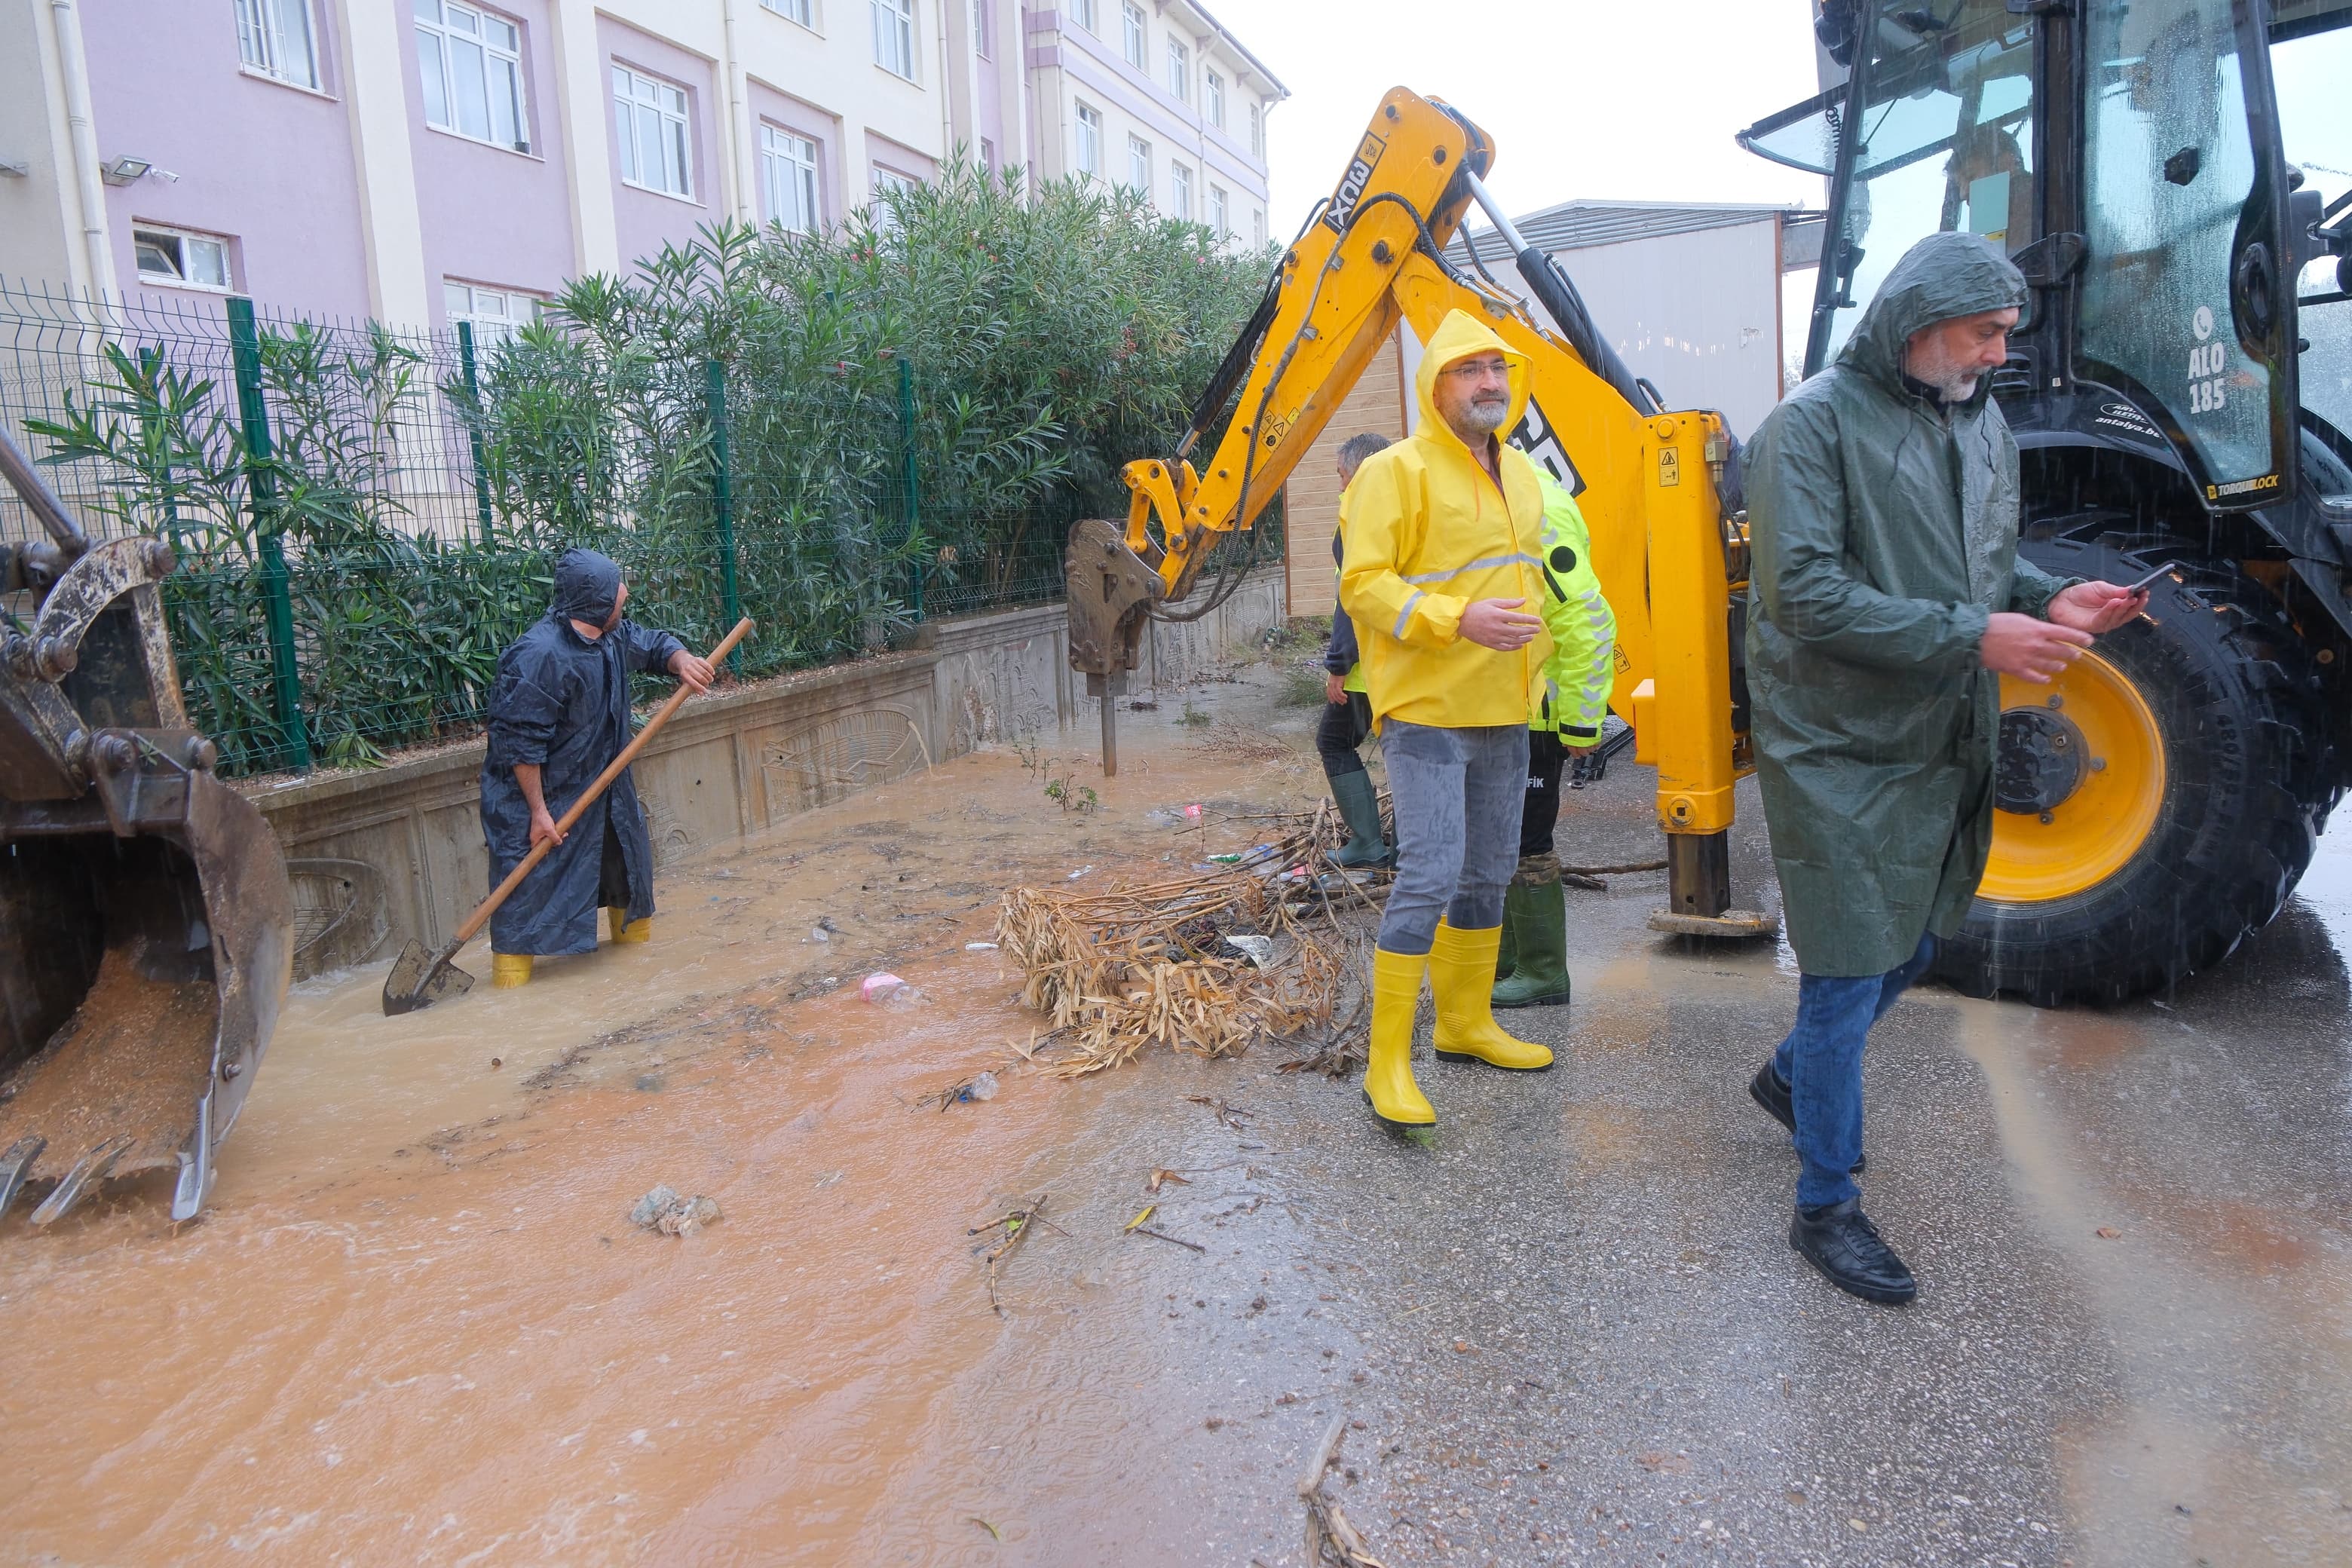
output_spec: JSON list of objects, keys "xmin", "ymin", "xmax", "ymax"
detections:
[{"xmin": 1980, "ymin": 651, "xmax": 2167, "ymax": 904}]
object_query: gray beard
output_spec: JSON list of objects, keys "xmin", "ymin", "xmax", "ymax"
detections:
[
  {"xmin": 1906, "ymin": 345, "xmax": 1980, "ymax": 402},
  {"xmin": 1453, "ymin": 399, "xmax": 1511, "ymax": 439}
]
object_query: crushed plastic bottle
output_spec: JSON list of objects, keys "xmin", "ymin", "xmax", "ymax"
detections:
[
  {"xmin": 862, "ymin": 972, "xmax": 918, "ymax": 1005},
  {"xmin": 961, "ymin": 1070, "xmax": 1000, "ymax": 1103}
]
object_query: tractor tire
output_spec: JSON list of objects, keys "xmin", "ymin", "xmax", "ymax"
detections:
[{"xmin": 1931, "ymin": 531, "xmax": 2338, "ymax": 1006}]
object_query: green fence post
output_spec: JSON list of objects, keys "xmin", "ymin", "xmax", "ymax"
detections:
[
  {"xmin": 457, "ymin": 320, "xmax": 497, "ymax": 547},
  {"xmin": 704, "ymin": 357, "xmax": 743, "ymax": 672},
  {"xmin": 897, "ymin": 353, "xmax": 922, "ymax": 620},
  {"xmin": 227, "ymin": 296, "xmax": 311, "ymax": 773}
]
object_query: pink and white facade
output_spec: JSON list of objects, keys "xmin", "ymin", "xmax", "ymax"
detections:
[{"xmin": 0, "ymin": 0, "xmax": 1279, "ymax": 330}]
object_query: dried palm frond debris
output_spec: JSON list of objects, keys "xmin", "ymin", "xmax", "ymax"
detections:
[
  {"xmin": 997, "ymin": 806, "xmax": 1381, "ymax": 1078},
  {"xmin": 1300, "ymin": 1414, "xmax": 1389, "ymax": 1566}
]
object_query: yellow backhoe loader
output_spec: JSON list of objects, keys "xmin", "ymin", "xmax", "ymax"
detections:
[
  {"xmin": 1068, "ymin": 87, "xmax": 1769, "ymax": 942},
  {"xmin": 0, "ymin": 430, "xmax": 292, "ymax": 1225}
]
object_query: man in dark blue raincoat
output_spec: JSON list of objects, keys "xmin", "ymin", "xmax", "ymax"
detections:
[{"xmin": 479, "ymin": 549, "xmax": 713, "ymax": 987}]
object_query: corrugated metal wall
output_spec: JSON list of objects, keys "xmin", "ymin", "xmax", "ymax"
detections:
[{"xmin": 1557, "ymin": 218, "xmax": 1785, "ymax": 442}]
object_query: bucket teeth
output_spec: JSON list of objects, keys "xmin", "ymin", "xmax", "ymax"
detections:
[
  {"xmin": 29, "ymin": 1135, "xmax": 134, "ymax": 1227},
  {"xmin": 0, "ymin": 1136, "xmax": 45, "ymax": 1220}
]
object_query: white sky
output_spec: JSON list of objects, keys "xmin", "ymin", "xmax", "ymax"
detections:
[{"xmin": 1206, "ymin": 0, "xmax": 1831, "ymax": 231}]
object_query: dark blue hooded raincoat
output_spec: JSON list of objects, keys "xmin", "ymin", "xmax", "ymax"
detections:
[{"xmin": 479, "ymin": 550, "xmax": 685, "ymax": 956}]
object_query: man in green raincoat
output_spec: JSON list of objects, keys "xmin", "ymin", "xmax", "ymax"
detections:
[{"xmin": 1744, "ymin": 232, "xmax": 2145, "ymax": 1304}]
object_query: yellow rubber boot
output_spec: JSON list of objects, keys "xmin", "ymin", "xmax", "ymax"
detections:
[
  {"xmin": 490, "ymin": 953, "xmax": 534, "ymax": 988},
  {"xmin": 1429, "ymin": 920, "xmax": 1553, "ymax": 1070},
  {"xmin": 607, "ymin": 908, "xmax": 653, "ymax": 944},
  {"xmin": 1364, "ymin": 948, "xmax": 1435, "ymax": 1126}
]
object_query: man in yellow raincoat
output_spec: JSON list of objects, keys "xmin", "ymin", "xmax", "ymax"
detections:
[{"xmin": 1339, "ymin": 309, "xmax": 1557, "ymax": 1126}]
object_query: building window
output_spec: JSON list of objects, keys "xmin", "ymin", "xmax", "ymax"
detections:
[
  {"xmin": 972, "ymin": 0, "xmax": 991, "ymax": 58},
  {"xmin": 761, "ymin": 125, "xmax": 820, "ymax": 234},
  {"xmin": 1169, "ymin": 161, "xmax": 1192, "ymax": 221},
  {"xmin": 979, "ymin": 137, "xmax": 995, "ymax": 173},
  {"xmin": 1248, "ymin": 102, "xmax": 1263, "ymax": 161},
  {"xmin": 1074, "ymin": 102, "xmax": 1102, "ymax": 178},
  {"xmin": 234, "ymin": 0, "xmax": 319, "ymax": 90},
  {"xmin": 1252, "ymin": 207, "xmax": 1264, "ymax": 246},
  {"xmin": 1068, "ymin": 0, "xmax": 1095, "ymax": 29},
  {"xmin": 612, "ymin": 65, "xmax": 691, "ymax": 197},
  {"xmin": 1206, "ymin": 69, "xmax": 1224, "ymax": 129},
  {"xmin": 1165, "ymin": 38, "xmax": 1188, "ymax": 102},
  {"xmin": 874, "ymin": 167, "xmax": 920, "ymax": 197},
  {"xmin": 872, "ymin": 0, "xmax": 916, "ymax": 79},
  {"xmin": 761, "ymin": 0, "xmax": 815, "ymax": 26},
  {"xmin": 415, "ymin": 2, "xmax": 528, "ymax": 152},
  {"xmin": 1127, "ymin": 134, "xmax": 1150, "ymax": 196},
  {"xmin": 1209, "ymin": 184, "xmax": 1227, "ymax": 239},
  {"xmin": 133, "ymin": 226, "xmax": 233, "ymax": 291},
  {"xmin": 1121, "ymin": 1, "xmax": 1145, "ymax": 69},
  {"xmin": 446, "ymin": 280, "xmax": 539, "ymax": 344}
]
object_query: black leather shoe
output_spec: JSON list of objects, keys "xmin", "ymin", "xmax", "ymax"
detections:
[
  {"xmin": 1747, "ymin": 1062, "xmax": 1865, "ymax": 1174},
  {"xmin": 1790, "ymin": 1199, "xmax": 1916, "ymax": 1305}
]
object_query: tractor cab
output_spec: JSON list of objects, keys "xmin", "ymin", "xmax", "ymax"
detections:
[{"xmin": 1738, "ymin": 2, "xmax": 2352, "ymax": 1003}]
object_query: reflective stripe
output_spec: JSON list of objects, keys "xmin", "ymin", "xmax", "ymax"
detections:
[
  {"xmin": 1392, "ymin": 590, "xmax": 1426, "ymax": 640},
  {"xmin": 1398, "ymin": 552, "xmax": 1546, "ymax": 585}
]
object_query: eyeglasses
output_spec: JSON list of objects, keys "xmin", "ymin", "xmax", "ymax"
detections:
[{"xmin": 1441, "ymin": 358, "xmax": 1511, "ymax": 381}]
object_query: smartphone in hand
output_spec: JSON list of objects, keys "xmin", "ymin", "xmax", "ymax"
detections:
[{"xmin": 2122, "ymin": 560, "xmax": 2180, "ymax": 596}]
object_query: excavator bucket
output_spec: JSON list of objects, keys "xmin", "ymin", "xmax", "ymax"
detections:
[{"xmin": 0, "ymin": 433, "xmax": 292, "ymax": 1226}]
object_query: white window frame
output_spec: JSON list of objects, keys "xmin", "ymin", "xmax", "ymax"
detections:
[
  {"xmin": 133, "ymin": 225, "xmax": 234, "ymax": 292},
  {"xmin": 1165, "ymin": 38, "xmax": 1188, "ymax": 102},
  {"xmin": 1206, "ymin": 69, "xmax": 1224, "ymax": 129},
  {"xmin": 1209, "ymin": 184, "xmax": 1227, "ymax": 239},
  {"xmin": 870, "ymin": 166, "xmax": 919, "ymax": 234},
  {"xmin": 445, "ymin": 280, "xmax": 540, "ymax": 345},
  {"xmin": 971, "ymin": 0, "xmax": 991, "ymax": 59},
  {"xmin": 760, "ymin": 124, "xmax": 821, "ymax": 234},
  {"xmin": 235, "ymin": 0, "xmax": 320, "ymax": 90},
  {"xmin": 1074, "ymin": 101, "xmax": 1102, "ymax": 179},
  {"xmin": 1169, "ymin": 161, "xmax": 1191, "ymax": 221},
  {"xmin": 1126, "ymin": 134, "xmax": 1150, "ymax": 196},
  {"xmin": 1252, "ymin": 207, "xmax": 1264, "ymax": 246},
  {"xmin": 1121, "ymin": 1, "xmax": 1145, "ymax": 69},
  {"xmin": 1068, "ymin": 0, "xmax": 1095, "ymax": 30},
  {"xmin": 1248, "ymin": 102, "xmax": 1263, "ymax": 160},
  {"xmin": 871, "ymin": 0, "xmax": 917, "ymax": 80},
  {"xmin": 761, "ymin": 0, "xmax": 817, "ymax": 28},
  {"xmin": 612, "ymin": 63, "xmax": 694, "ymax": 198},
  {"xmin": 415, "ymin": 1, "xmax": 530, "ymax": 153}
]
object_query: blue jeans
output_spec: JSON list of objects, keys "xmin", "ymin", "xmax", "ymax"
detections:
[
  {"xmin": 1769, "ymin": 933, "xmax": 1938, "ymax": 1209},
  {"xmin": 1376, "ymin": 720, "xmax": 1527, "ymax": 955}
]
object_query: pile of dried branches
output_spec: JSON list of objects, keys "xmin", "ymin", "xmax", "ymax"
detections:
[{"xmin": 997, "ymin": 805, "xmax": 1380, "ymax": 1077}]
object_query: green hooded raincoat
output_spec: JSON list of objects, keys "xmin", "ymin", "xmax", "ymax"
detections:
[{"xmin": 1745, "ymin": 231, "xmax": 2071, "ymax": 978}]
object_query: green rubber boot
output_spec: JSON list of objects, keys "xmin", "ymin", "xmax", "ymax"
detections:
[
  {"xmin": 1492, "ymin": 854, "xmax": 1572, "ymax": 1009},
  {"xmin": 1329, "ymin": 767, "xmax": 1392, "ymax": 869}
]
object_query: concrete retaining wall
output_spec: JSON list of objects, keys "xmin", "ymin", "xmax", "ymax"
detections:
[{"xmin": 250, "ymin": 573, "xmax": 1287, "ymax": 977}]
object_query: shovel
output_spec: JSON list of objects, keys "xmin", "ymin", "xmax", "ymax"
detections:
[{"xmin": 381, "ymin": 617, "xmax": 755, "ymax": 1015}]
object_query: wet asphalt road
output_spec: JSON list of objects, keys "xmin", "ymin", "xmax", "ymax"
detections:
[{"xmin": 912, "ymin": 737, "xmax": 2352, "ymax": 1568}]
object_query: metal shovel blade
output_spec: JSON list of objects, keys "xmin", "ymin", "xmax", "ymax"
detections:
[{"xmin": 381, "ymin": 939, "xmax": 475, "ymax": 1016}]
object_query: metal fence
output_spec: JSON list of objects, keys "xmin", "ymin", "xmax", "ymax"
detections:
[{"xmin": 0, "ymin": 280, "xmax": 1082, "ymax": 776}]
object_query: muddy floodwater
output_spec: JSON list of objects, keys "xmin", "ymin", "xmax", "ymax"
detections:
[{"xmin": 5, "ymin": 670, "xmax": 2350, "ymax": 1568}]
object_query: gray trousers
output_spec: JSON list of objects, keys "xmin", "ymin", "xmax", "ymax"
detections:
[{"xmin": 1376, "ymin": 720, "xmax": 1529, "ymax": 955}]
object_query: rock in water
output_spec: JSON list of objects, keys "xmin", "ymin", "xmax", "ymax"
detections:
[{"xmin": 629, "ymin": 1184, "xmax": 721, "ymax": 1235}]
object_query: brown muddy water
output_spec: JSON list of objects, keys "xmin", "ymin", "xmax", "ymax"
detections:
[{"xmin": 0, "ymin": 691, "xmax": 1337, "ymax": 1567}]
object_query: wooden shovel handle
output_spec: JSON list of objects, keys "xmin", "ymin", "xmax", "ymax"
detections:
[{"xmin": 453, "ymin": 617, "xmax": 755, "ymax": 948}]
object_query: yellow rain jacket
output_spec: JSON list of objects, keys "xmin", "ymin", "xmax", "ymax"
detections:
[{"xmin": 1339, "ymin": 310, "xmax": 1553, "ymax": 730}]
